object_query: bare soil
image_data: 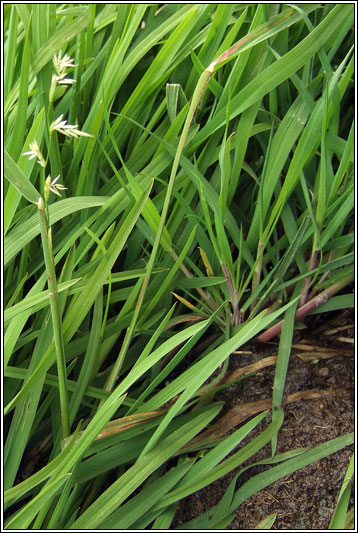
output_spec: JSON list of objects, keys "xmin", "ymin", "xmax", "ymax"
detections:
[{"xmin": 172, "ymin": 311, "xmax": 354, "ymax": 530}]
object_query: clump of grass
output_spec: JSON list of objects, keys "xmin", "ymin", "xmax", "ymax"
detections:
[{"xmin": 4, "ymin": 4, "xmax": 354, "ymax": 529}]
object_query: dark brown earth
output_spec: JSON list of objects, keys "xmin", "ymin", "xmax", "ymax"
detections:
[{"xmin": 172, "ymin": 310, "xmax": 354, "ymax": 530}]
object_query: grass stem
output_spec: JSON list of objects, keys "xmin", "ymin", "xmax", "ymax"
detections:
[{"xmin": 37, "ymin": 197, "xmax": 70, "ymax": 439}]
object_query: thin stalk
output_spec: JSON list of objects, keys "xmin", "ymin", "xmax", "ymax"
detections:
[
  {"xmin": 37, "ymin": 197, "xmax": 70, "ymax": 439},
  {"xmin": 221, "ymin": 262, "xmax": 239, "ymax": 326},
  {"xmin": 103, "ymin": 70, "xmax": 214, "ymax": 395},
  {"xmin": 102, "ymin": 12, "xmax": 303, "ymax": 392},
  {"xmin": 307, "ymin": 250, "xmax": 335, "ymax": 301},
  {"xmin": 250, "ymin": 241, "xmax": 264, "ymax": 313},
  {"xmin": 169, "ymin": 249, "xmax": 218, "ymax": 313},
  {"xmin": 299, "ymin": 249, "xmax": 318, "ymax": 306}
]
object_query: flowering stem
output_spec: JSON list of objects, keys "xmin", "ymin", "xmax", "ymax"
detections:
[
  {"xmin": 37, "ymin": 196, "xmax": 70, "ymax": 439},
  {"xmin": 40, "ymin": 163, "xmax": 46, "ymax": 202},
  {"xmin": 102, "ymin": 72, "xmax": 213, "ymax": 396}
]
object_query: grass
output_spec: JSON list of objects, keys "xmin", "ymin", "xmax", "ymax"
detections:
[{"xmin": 4, "ymin": 4, "xmax": 354, "ymax": 529}]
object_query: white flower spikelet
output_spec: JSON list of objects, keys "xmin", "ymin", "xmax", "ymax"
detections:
[
  {"xmin": 44, "ymin": 175, "xmax": 67, "ymax": 202},
  {"xmin": 50, "ymin": 115, "xmax": 93, "ymax": 138},
  {"xmin": 56, "ymin": 73, "xmax": 76, "ymax": 85},
  {"xmin": 53, "ymin": 51, "xmax": 75, "ymax": 76},
  {"xmin": 22, "ymin": 140, "xmax": 46, "ymax": 167},
  {"xmin": 50, "ymin": 51, "xmax": 76, "ymax": 102}
]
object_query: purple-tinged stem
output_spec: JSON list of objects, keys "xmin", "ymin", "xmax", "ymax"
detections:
[{"xmin": 258, "ymin": 274, "xmax": 354, "ymax": 343}]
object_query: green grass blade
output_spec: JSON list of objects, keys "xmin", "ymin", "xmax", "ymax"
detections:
[
  {"xmin": 5, "ymin": 474, "xmax": 71, "ymax": 530},
  {"xmin": 100, "ymin": 460, "xmax": 195, "ymax": 529},
  {"xmin": 4, "ymin": 278, "xmax": 80, "ymax": 323},
  {"xmin": 5, "ymin": 195, "xmax": 107, "ymax": 266},
  {"xmin": 4, "ymin": 150, "xmax": 40, "ymax": 204},
  {"xmin": 230, "ymin": 433, "xmax": 354, "ymax": 511},
  {"xmin": 4, "ymin": 428, "xmax": 79, "ymax": 509},
  {"xmin": 69, "ymin": 404, "xmax": 222, "ymax": 529},
  {"xmin": 329, "ymin": 453, "xmax": 354, "ymax": 529}
]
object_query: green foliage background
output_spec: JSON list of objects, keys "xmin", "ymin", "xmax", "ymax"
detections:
[{"xmin": 4, "ymin": 4, "xmax": 354, "ymax": 529}]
